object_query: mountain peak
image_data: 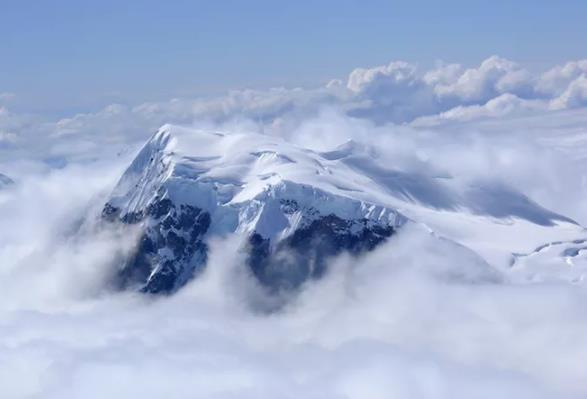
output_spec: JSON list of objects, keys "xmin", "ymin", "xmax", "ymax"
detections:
[
  {"xmin": 103, "ymin": 125, "xmax": 407, "ymax": 294},
  {"xmin": 102, "ymin": 124, "xmax": 581, "ymax": 296}
]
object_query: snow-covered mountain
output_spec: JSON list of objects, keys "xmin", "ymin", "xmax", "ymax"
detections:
[
  {"xmin": 103, "ymin": 125, "xmax": 407, "ymax": 293},
  {"xmin": 103, "ymin": 124, "xmax": 585, "ymax": 294}
]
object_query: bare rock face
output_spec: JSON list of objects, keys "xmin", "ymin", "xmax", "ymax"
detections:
[
  {"xmin": 103, "ymin": 199, "xmax": 211, "ymax": 293},
  {"xmin": 246, "ymin": 206, "xmax": 395, "ymax": 292}
]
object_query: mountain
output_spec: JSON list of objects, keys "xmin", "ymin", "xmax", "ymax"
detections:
[
  {"xmin": 103, "ymin": 125, "xmax": 407, "ymax": 294},
  {"xmin": 103, "ymin": 124, "xmax": 585, "ymax": 294},
  {"xmin": 0, "ymin": 174, "xmax": 14, "ymax": 189}
]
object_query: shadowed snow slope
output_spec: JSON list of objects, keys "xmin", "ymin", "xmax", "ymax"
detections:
[{"xmin": 103, "ymin": 124, "xmax": 584, "ymax": 294}]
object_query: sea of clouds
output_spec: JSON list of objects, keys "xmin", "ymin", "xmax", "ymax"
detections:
[{"xmin": 1, "ymin": 56, "xmax": 587, "ymax": 398}]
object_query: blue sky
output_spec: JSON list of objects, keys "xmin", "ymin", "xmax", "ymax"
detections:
[{"xmin": 1, "ymin": 0, "xmax": 585, "ymax": 115}]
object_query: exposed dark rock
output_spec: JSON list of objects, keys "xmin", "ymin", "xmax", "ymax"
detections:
[
  {"xmin": 103, "ymin": 198, "xmax": 211, "ymax": 294},
  {"xmin": 247, "ymin": 212, "xmax": 394, "ymax": 292},
  {"xmin": 103, "ymin": 197, "xmax": 395, "ymax": 295}
]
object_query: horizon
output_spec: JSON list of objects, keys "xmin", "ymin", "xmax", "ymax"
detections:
[{"xmin": 2, "ymin": 0, "xmax": 586, "ymax": 115}]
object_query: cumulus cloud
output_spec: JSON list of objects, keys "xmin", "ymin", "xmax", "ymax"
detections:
[
  {"xmin": 347, "ymin": 61, "xmax": 419, "ymax": 93},
  {"xmin": 0, "ymin": 160, "xmax": 134, "ymax": 310},
  {"xmin": 537, "ymin": 59, "xmax": 587, "ymax": 95},
  {"xmin": 432, "ymin": 56, "xmax": 535, "ymax": 102},
  {"xmin": 345, "ymin": 61, "xmax": 437, "ymax": 123},
  {"xmin": 411, "ymin": 94, "xmax": 548, "ymax": 126},
  {"xmin": 550, "ymin": 74, "xmax": 587, "ymax": 109},
  {"xmin": 3, "ymin": 55, "xmax": 587, "ymax": 170},
  {"xmin": 343, "ymin": 56, "xmax": 587, "ymax": 123}
]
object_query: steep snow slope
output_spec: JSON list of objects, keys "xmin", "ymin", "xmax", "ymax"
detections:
[{"xmin": 103, "ymin": 124, "xmax": 585, "ymax": 293}]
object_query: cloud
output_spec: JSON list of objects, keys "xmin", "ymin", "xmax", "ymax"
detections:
[
  {"xmin": 342, "ymin": 56, "xmax": 544, "ymax": 123},
  {"xmin": 343, "ymin": 56, "xmax": 587, "ymax": 124},
  {"xmin": 550, "ymin": 74, "xmax": 587, "ymax": 110},
  {"xmin": 347, "ymin": 61, "xmax": 419, "ymax": 94},
  {"xmin": 431, "ymin": 56, "xmax": 535, "ymax": 102},
  {"xmin": 3, "ymin": 56, "xmax": 587, "ymax": 169},
  {"xmin": 345, "ymin": 61, "xmax": 438, "ymax": 123},
  {"xmin": 537, "ymin": 59, "xmax": 587, "ymax": 95}
]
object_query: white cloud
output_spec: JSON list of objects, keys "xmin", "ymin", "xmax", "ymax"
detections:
[
  {"xmin": 550, "ymin": 74, "xmax": 587, "ymax": 110},
  {"xmin": 412, "ymin": 94, "xmax": 548, "ymax": 126},
  {"xmin": 537, "ymin": 59, "xmax": 587, "ymax": 95},
  {"xmin": 423, "ymin": 62, "xmax": 463, "ymax": 86},
  {"xmin": 4, "ymin": 56, "xmax": 587, "ymax": 168},
  {"xmin": 432, "ymin": 56, "xmax": 535, "ymax": 102},
  {"xmin": 339, "ymin": 56, "xmax": 584, "ymax": 123},
  {"xmin": 347, "ymin": 61, "xmax": 419, "ymax": 93},
  {"xmin": 0, "ymin": 190, "xmax": 586, "ymax": 398},
  {"xmin": 0, "ymin": 161, "xmax": 134, "ymax": 310},
  {"xmin": 345, "ymin": 61, "xmax": 439, "ymax": 123}
]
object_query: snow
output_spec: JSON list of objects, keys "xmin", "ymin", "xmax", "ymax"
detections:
[{"xmin": 108, "ymin": 124, "xmax": 586, "ymax": 280}]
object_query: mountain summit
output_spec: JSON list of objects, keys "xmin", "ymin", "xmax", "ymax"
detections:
[
  {"xmin": 103, "ymin": 125, "xmax": 407, "ymax": 294},
  {"xmin": 103, "ymin": 125, "xmax": 583, "ymax": 294}
]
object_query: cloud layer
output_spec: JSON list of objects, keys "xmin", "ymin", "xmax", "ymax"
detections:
[
  {"xmin": 1, "ymin": 189, "xmax": 586, "ymax": 398},
  {"xmin": 2, "ymin": 56, "xmax": 587, "ymax": 398},
  {"xmin": 2, "ymin": 56, "xmax": 587, "ymax": 169}
]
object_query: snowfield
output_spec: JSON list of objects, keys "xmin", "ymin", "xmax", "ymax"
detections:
[{"xmin": 0, "ymin": 173, "xmax": 13, "ymax": 189}]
